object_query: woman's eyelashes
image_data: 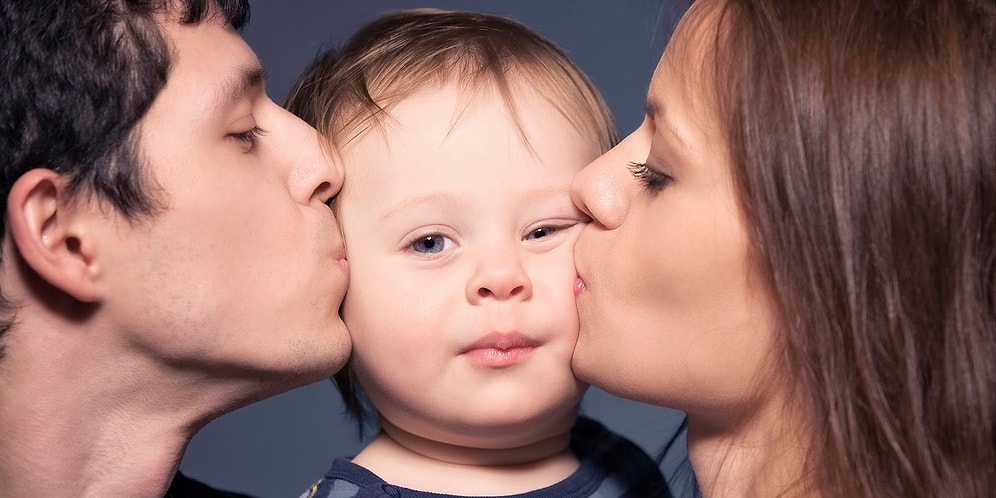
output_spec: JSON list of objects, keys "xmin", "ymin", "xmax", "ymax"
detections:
[{"xmin": 627, "ymin": 161, "xmax": 674, "ymax": 192}]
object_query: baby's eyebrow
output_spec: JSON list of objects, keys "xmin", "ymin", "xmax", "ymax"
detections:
[
  {"xmin": 377, "ymin": 185, "xmax": 573, "ymax": 224},
  {"xmin": 378, "ymin": 193, "xmax": 460, "ymax": 223}
]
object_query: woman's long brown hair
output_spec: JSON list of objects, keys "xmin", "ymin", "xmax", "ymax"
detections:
[{"xmin": 710, "ymin": 0, "xmax": 994, "ymax": 495}]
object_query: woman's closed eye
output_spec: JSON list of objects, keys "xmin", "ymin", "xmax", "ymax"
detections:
[{"xmin": 627, "ymin": 161, "xmax": 674, "ymax": 192}]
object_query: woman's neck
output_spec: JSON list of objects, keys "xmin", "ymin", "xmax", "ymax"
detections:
[{"xmin": 685, "ymin": 401, "xmax": 815, "ymax": 498}]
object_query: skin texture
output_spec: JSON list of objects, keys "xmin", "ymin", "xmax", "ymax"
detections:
[
  {"xmin": 0, "ymin": 10, "xmax": 350, "ymax": 497},
  {"xmin": 570, "ymin": 1, "xmax": 801, "ymax": 495},
  {"xmin": 93, "ymin": 15, "xmax": 352, "ymax": 378},
  {"xmin": 571, "ymin": 1, "xmax": 776, "ymax": 419},
  {"xmin": 336, "ymin": 82, "xmax": 595, "ymax": 494}
]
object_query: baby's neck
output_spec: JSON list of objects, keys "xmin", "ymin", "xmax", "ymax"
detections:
[{"xmin": 351, "ymin": 420, "xmax": 579, "ymax": 495}]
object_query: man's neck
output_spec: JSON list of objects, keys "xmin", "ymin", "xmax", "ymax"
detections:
[
  {"xmin": 0, "ymin": 319, "xmax": 242, "ymax": 497},
  {"xmin": 0, "ymin": 397, "xmax": 189, "ymax": 497}
]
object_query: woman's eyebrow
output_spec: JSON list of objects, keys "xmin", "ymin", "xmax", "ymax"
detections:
[{"xmin": 645, "ymin": 97, "xmax": 691, "ymax": 151}]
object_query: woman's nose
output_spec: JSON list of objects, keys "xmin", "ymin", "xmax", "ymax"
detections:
[{"xmin": 571, "ymin": 143, "xmax": 632, "ymax": 231}]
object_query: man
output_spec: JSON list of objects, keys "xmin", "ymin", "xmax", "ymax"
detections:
[{"xmin": 0, "ymin": 1, "xmax": 350, "ymax": 496}]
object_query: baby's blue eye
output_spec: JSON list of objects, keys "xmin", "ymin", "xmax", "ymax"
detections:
[{"xmin": 411, "ymin": 235, "xmax": 446, "ymax": 254}]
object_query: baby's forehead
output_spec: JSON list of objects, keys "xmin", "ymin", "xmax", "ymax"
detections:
[
  {"xmin": 341, "ymin": 80, "xmax": 548, "ymax": 149},
  {"xmin": 341, "ymin": 72, "xmax": 604, "ymax": 155}
]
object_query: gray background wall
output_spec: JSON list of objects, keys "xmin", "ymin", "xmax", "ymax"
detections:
[{"xmin": 179, "ymin": 2, "xmax": 684, "ymax": 496}]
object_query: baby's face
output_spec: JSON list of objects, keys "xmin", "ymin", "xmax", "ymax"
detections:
[{"xmin": 336, "ymin": 82, "xmax": 594, "ymax": 450}]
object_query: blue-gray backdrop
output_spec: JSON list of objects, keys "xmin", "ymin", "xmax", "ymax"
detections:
[{"xmin": 179, "ymin": 2, "xmax": 684, "ymax": 496}]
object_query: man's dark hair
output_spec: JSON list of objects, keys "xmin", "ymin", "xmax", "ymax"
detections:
[{"xmin": 0, "ymin": 0, "xmax": 250, "ymax": 350}]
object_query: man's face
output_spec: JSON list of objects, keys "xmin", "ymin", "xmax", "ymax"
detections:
[{"xmin": 90, "ymin": 14, "xmax": 350, "ymax": 385}]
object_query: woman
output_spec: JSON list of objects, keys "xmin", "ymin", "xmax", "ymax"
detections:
[{"xmin": 570, "ymin": 0, "xmax": 994, "ymax": 496}]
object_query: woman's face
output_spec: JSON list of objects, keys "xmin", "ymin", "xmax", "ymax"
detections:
[{"xmin": 570, "ymin": 0, "xmax": 778, "ymax": 420}]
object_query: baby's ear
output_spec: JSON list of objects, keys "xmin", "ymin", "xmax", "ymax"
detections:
[{"xmin": 6, "ymin": 169, "xmax": 100, "ymax": 302}]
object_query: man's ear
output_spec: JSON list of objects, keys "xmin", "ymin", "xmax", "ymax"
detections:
[{"xmin": 6, "ymin": 169, "xmax": 100, "ymax": 302}]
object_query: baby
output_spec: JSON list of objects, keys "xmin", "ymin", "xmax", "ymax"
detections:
[{"xmin": 286, "ymin": 9, "xmax": 670, "ymax": 497}]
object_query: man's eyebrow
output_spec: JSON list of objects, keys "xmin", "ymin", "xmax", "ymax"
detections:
[
  {"xmin": 218, "ymin": 65, "xmax": 267, "ymax": 106},
  {"xmin": 645, "ymin": 96, "xmax": 691, "ymax": 150}
]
